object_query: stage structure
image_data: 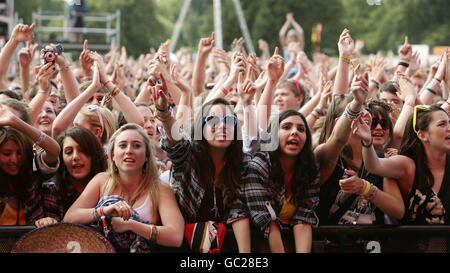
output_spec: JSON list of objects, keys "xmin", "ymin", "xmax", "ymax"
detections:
[
  {"xmin": 32, "ymin": 8, "xmax": 120, "ymax": 51},
  {"xmin": 169, "ymin": 0, "xmax": 254, "ymax": 54}
]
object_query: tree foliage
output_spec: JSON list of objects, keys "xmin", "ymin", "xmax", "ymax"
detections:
[{"xmin": 13, "ymin": 0, "xmax": 450, "ymax": 57}]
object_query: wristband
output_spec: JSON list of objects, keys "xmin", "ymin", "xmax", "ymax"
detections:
[
  {"xmin": 398, "ymin": 61, "xmax": 409, "ymax": 68},
  {"xmin": 370, "ymin": 79, "xmax": 380, "ymax": 89},
  {"xmin": 340, "ymin": 56, "xmax": 351, "ymax": 64},
  {"xmin": 426, "ymin": 87, "xmax": 437, "ymax": 95},
  {"xmin": 361, "ymin": 138, "xmax": 373, "ymax": 148},
  {"xmin": 35, "ymin": 131, "xmax": 45, "ymax": 146},
  {"xmin": 406, "ymin": 101, "xmax": 415, "ymax": 108},
  {"xmin": 366, "ymin": 185, "xmax": 379, "ymax": 201},
  {"xmin": 221, "ymin": 86, "xmax": 229, "ymax": 96}
]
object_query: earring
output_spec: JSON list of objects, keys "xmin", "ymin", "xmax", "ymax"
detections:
[{"xmin": 142, "ymin": 162, "xmax": 148, "ymax": 174}]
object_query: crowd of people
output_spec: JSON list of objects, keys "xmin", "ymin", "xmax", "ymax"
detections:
[{"xmin": 0, "ymin": 11, "xmax": 449, "ymax": 253}]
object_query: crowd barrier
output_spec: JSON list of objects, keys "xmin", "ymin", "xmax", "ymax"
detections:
[{"xmin": 1, "ymin": 225, "xmax": 449, "ymax": 253}]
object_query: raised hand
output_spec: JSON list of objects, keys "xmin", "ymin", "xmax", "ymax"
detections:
[
  {"xmin": 395, "ymin": 72, "xmax": 417, "ymax": 101},
  {"xmin": 398, "ymin": 36, "xmax": 412, "ymax": 62},
  {"xmin": 351, "ymin": 114, "xmax": 372, "ymax": 144},
  {"xmin": 198, "ymin": 32, "xmax": 215, "ymax": 56},
  {"xmin": 18, "ymin": 40, "xmax": 38, "ymax": 67},
  {"xmin": 350, "ymin": 65, "xmax": 369, "ymax": 105},
  {"xmin": 80, "ymin": 40, "xmax": 94, "ymax": 76},
  {"xmin": 35, "ymin": 62, "xmax": 57, "ymax": 92},
  {"xmin": 152, "ymin": 73, "xmax": 169, "ymax": 112},
  {"xmin": 237, "ymin": 68, "xmax": 257, "ymax": 106},
  {"xmin": 338, "ymin": 29, "xmax": 355, "ymax": 58},
  {"xmin": 11, "ymin": 23, "xmax": 36, "ymax": 43},
  {"xmin": 266, "ymin": 47, "xmax": 284, "ymax": 82}
]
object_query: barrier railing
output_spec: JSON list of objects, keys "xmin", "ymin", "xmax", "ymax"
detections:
[
  {"xmin": 2, "ymin": 225, "xmax": 450, "ymax": 253},
  {"xmin": 32, "ymin": 10, "xmax": 120, "ymax": 51}
]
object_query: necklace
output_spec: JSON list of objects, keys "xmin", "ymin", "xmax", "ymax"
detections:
[{"xmin": 210, "ymin": 177, "xmax": 220, "ymax": 219}]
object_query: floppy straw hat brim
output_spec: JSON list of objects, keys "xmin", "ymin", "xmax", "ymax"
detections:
[{"xmin": 10, "ymin": 222, "xmax": 115, "ymax": 253}]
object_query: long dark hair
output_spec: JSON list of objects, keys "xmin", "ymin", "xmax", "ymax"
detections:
[
  {"xmin": 55, "ymin": 127, "xmax": 107, "ymax": 198},
  {"xmin": 319, "ymin": 94, "xmax": 357, "ymax": 169},
  {"xmin": 191, "ymin": 98, "xmax": 243, "ymax": 195},
  {"xmin": 269, "ymin": 110, "xmax": 319, "ymax": 206},
  {"xmin": 0, "ymin": 126, "xmax": 34, "ymax": 201},
  {"xmin": 399, "ymin": 104, "xmax": 447, "ymax": 190}
]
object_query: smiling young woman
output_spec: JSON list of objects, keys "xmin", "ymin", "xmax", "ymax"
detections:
[{"xmin": 63, "ymin": 123, "xmax": 184, "ymax": 253}]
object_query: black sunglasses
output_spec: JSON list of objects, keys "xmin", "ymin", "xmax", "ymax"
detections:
[{"xmin": 371, "ymin": 117, "xmax": 389, "ymax": 130}]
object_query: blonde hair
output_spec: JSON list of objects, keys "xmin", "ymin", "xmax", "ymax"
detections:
[
  {"xmin": 105, "ymin": 123, "xmax": 160, "ymax": 216},
  {"xmin": 79, "ymin": 106, "xmax": 117, "ymax": 145}
]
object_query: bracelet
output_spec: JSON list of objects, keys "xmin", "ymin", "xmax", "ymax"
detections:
[
  {"xmin": 361, "ymin": 138, "xmax": 373, "ymax": 148},
  {"xmin": 149, "ymin": 224, "xmax": 158, "ymax": 243},
  {"xmin": 370, "ymin": 79, "xmax": 380, "ymax": 89},
  {"xmin": 359, "ymin": 179, "xmax": 368, "ymax": 195},
  {"xmin": 361, "ymin": 180, "xmax": 372, "ymax": 196},
  {"xmin": 344, "ymin": 104, "xmax": 361, "ymax": 120},
  {"xmin": 398, "ymin": 61, "xmax": 409, "ymax": 68},
  {"xmin": 340, "ymin": 56, "xmax": 351, "ymax": 64},
  {"xmin": 35, "ymin": 131, "xmax": 45, "ymax": 146},
  {"xmin": 60, "ymin": 63, "xmax": 72, "ymax": 71},
  {"xmin": 155, "ymin": 109, "xmax": 172, "ymax": 122},
  {"xmin": 310, "ymin": 111, "xmax": 320, "ymax": 119},
  {"xmin": 366, "ymin": 184, "xmax": 379, "ymax": 201},
  {"xmin": 92, "ymin": 207, "xmax": 100, "ymax": 222},
  {"xmin": 406, "ymin": 101, "xmax": 415, "ymax": 108},
  {"xmin": 314, "ymin": 108, "xmax": 327, "ymax": 116},
  {"xmin": 221, "ymin": 86, "xmax": 229, "ymax": 96},
  {"xmin": 426, "ymin": 87, "xmax": 437, "ymax": 95}
]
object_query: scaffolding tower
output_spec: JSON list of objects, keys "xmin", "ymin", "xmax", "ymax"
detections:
[{"xmin": 169, "ymin": 0, "xmax": 254, "ymax": 53}]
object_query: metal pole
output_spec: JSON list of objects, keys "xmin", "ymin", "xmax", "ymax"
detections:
[
  {"xmin": 213, "ymin": 0, "xmax": 223, "ymax": 49},
  {"xmin": 231, "ymin": 0, "xmax": 254, "ymax": 53},
  {"xmin": 169, "ymin": 0, "xmax": 191, "ymax": 53},
  {"xmin": 115, "ymin": 9, "xmax": 120, "ymax": 48}
]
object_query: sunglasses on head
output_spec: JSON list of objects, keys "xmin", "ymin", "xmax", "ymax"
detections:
[
  {"xmin": 87, "ymin": 104, "xmax": 105, "ymax": 133},
  {"xmin": 89, "ymin": 95, "xmax": 104, "ymax": 102},
  {"xmin": 204, "ymin": 115, "xmax": 237, "ymax": 129},
  {"xmin": 371, "ymin": 117, "xmax": 390, "ymax": 130},
  {"xmin": 413, "ymin": 105, "xmax": 431, "ymax": 134}
]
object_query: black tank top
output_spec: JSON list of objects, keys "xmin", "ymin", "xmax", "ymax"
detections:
[
  {"xmin": 318, "ymin": 156, "xmax": 384, "ymax": 225},
  {"xmin": 404, "ymin": 154, "xmax": 450, "ymax": 224}
]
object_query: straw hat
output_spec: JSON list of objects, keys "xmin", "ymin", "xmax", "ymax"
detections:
[{"xmin": 10, "ymin": 222, "xmax": 115, "ymax": 253}]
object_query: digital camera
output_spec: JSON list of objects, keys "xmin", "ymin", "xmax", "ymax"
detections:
[{"xmin": 43, "ymin": 44, "xmax": 64, "ymax": 64}]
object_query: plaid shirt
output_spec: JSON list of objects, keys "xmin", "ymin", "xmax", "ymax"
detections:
[
  {"xmin": 0, "ymin": 149, "xmax": 59, "ymax": 225},
  {"xmin": 244, "ymin": 151, "xmax": 320, "ymax": 239},
  {"xmin": 160, "ymin": 132, "xmax": 249, "ymax": 225}
]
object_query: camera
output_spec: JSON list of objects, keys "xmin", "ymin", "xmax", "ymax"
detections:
[{"xmin": 43, "ymin": 44, "xmax": 64, "ymax": 64}]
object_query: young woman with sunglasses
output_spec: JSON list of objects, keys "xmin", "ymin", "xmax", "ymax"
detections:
[
  {"xmin": 153, "ymin": 74, "xmax": 251, "ymax": 252},
  {"xmin": 315, "ymin": 70, "xmax": 405, "ymax": 227},
  {"xmin": 355, "ymin": 102, "xmax": 450, "ymax": 225}
]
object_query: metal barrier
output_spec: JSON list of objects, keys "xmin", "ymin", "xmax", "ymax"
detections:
[
  {"xmin": 2, "ymin": 225, "xmax": 450, "ymax": 253},
  {"xmin": 32, "ymin": 10, "xmax": 120, "ymax": 51}
]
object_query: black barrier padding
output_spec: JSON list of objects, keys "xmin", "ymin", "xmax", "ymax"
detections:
[{"xmin": 2, "ymin": 225, "xmax": 450, "ymax": 253}]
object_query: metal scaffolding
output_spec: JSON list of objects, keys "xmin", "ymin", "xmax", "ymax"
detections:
[
  {"xmin": 169, "ymin": 0, "xmax": 254, "ymax": 53},
  {"xmin": 32, "ymin": 9, "xmax": 120, "ymax": 51}
]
